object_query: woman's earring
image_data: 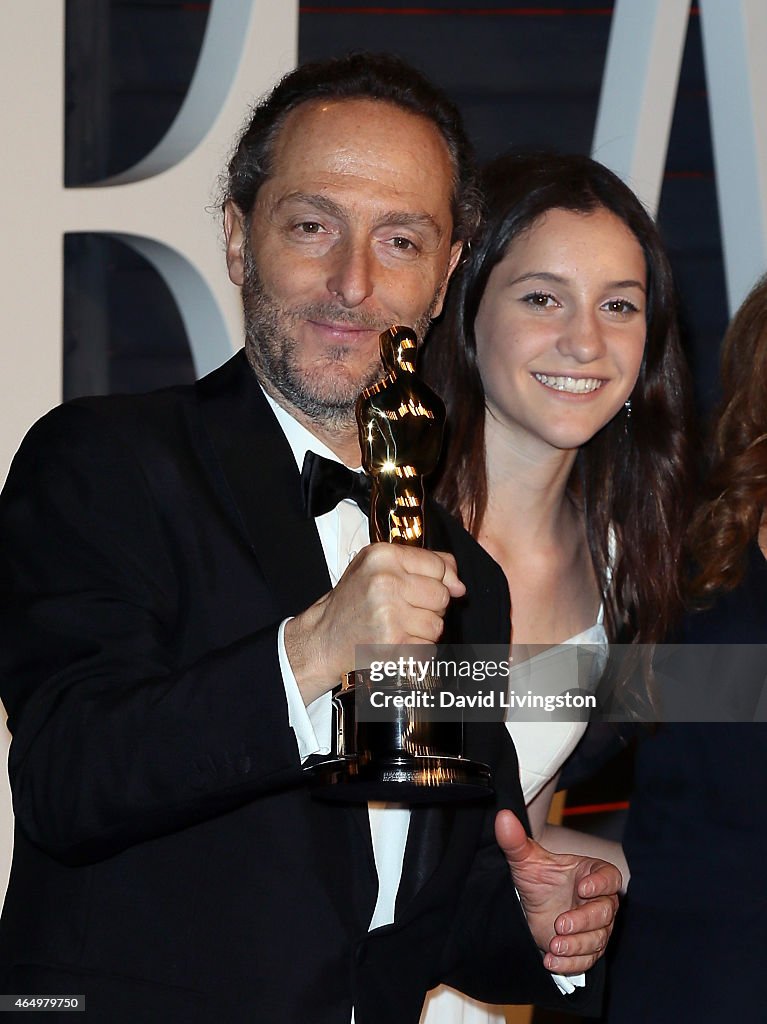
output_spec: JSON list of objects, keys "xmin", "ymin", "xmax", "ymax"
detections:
[{"xmin": 624, "ymin": 398, "xmax": 632, "ymax": 419}]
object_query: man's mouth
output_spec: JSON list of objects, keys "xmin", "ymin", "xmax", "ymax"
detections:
[
  {"xmin": 532, "ymin": 373, "xmax": 605, "ymax": 394},
  {"xmin": 311, "ymin": 319, "xmax": 373, "ymax": 331},
  {"xmin": 306, "ymin": 318, "xmax": 383, "ymax": 343}
]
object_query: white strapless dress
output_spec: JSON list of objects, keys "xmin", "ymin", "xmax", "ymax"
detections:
[{"xmin": 419, "ymin": 618, "xmax": 609, "ymax": 1024}]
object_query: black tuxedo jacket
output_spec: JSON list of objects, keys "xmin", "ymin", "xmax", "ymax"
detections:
[{"xmin": 0, "ymin": 353, "xmax": 601, "ymax": 1022}]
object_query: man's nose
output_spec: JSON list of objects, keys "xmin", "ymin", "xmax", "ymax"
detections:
[{"xmin": 326, "ymin": 238, "xmax": 375, "ymax": 308}]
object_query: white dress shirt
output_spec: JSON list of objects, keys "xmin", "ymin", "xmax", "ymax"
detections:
[{"xmin": 264, "ymin": 391, "xmax": 411, "ymax": 939}]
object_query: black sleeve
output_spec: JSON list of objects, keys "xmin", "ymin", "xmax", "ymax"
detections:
[
  {"xmin": 0, "ymin": 404, "xmax": 302, "ymax": 865},
  {"xmin": 439, "ymin": 725, "xmax": 605, "ymax": 1014}
]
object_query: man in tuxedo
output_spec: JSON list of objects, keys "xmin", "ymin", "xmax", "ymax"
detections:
[{"xmin": 0, "ymin": 54, "xmax": 618, "ymax": 1022}]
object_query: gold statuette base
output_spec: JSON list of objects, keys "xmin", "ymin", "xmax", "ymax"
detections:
[
  {"xmin": 307, "ymin": 752, "xmax": 492, "ymax": 804},
  {"xmin": 305, "ymin": 675, "xmax": 493, "ymax": 803}
]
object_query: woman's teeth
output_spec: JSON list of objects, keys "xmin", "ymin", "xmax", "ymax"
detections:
[{"xmin": 533, "ymin": 373, "xmax": 604, "ymax": 394}]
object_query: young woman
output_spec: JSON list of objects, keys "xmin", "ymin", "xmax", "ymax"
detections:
[
  {"xmin": 419, "ymin": 152, "xmax": 692, "ymax": 1023},
  {"xmin": 606, "ymin": 273, "xmax": 767, "ymax": 1022}
]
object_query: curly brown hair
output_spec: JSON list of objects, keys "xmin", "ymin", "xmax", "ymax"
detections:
[{"xmin": 690, "ymin": 273, "xmax": 767, "ymax": 599}]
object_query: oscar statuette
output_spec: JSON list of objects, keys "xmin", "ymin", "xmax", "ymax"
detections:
[{"xmin": 305, "ymin": 326, "xmax": 493, "ymax": 802}]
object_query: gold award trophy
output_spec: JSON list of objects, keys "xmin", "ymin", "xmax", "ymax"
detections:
[{"xmin": 307, "ymin": 326, "xmax": 492, "ymax": 801}]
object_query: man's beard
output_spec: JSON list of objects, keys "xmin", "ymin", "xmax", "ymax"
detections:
[{"xmin": 241, "ymin": 244, "xmax": 440, "ymax": 432}]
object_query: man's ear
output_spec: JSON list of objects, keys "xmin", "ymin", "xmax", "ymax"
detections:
[
  {"xmin": 431, "ymin": 240, "xmax": 464, "ymax": 317},
  {"xmin": 224, "ymin": 201, "xmax": 247, "ymax": 286}
]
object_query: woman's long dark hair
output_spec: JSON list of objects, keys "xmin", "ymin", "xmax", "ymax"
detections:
[
  {"xmin": 689, "ymin": 273, "xmax": 767, "ymax": 598},
  {"xmin": 423, "ymin": 152, "xmax": 693, "ymax": 644}
]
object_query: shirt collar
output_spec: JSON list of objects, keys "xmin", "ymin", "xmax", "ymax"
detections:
[{"xmin": 260, "ymin": 386, "xmax": 362, "ymax": 473}]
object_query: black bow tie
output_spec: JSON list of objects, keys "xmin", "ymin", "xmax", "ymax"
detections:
[{"xmin": 301, "ymin": 450, "xmax": 372, "ymax": 518}]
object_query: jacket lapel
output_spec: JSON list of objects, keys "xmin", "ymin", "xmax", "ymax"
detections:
[
  {"xmin": 195, "ymin": 351, "xmax": 331, "ymax": 615},
  {"xmin": 395, "ymin": 806, "xmax": 456, "ymax": 915},
  {"xmin": 395, "ymin": 502, "xmax": 463, "ymax": 915},
  {"xmin": 195, "ymin": 353, "xmax": 376, "ymax": 901}
]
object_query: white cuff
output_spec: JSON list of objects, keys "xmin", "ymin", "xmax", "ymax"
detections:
[
  {"xmin": 552, "ymin": 972, "xmax": 586, "ymax": 995},
  {"xmin": 278, "ymin": 618, "xmax": 332, "ymax": 762}
]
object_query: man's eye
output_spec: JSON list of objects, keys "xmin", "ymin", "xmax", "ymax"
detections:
[
  {"xmin": 391, "ymin": 236, "xmax": 416, "ymax": 250},
  {"xmin": 295, "ymin": 221, "xmax": 325, "ymax": 234}
]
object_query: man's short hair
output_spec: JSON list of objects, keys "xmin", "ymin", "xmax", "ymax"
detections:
[{"xmin": 222, "ymin": 52, "xmax": 481, "ymax": 243}]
